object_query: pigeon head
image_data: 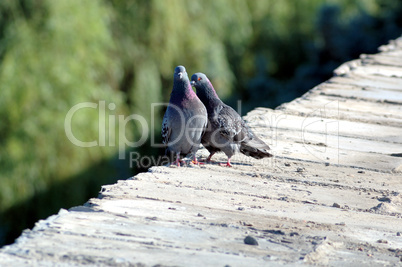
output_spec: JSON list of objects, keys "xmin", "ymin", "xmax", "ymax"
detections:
[
  {"xmin": 174, "ymin": 65, "xmax": 188, "ymax": 81},
  {"xmin": 190, "ymin": 73, "xmax": 208, "ymax": 87},
  {"xmin": 171, "ymin": 65, "xmax": 196, "ymax": 100},
  {"xmin": 191, "ymin": 72, "xmax": 220, "ymax": 100}
]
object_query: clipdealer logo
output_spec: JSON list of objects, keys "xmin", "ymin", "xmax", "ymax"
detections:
[
  {"xmin": 64, "ymin": 100, "xmax": 340, "ymax": 168},
  {"xmin": 64, "ymin": 101, "xmax": 149, "ymax": 159}
]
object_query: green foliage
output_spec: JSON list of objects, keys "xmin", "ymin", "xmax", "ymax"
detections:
[
  {"xmin": 0, "ymin": 0, "xmax": 122, "ymax": 206},
  {"xmin": 0, "ymin": 0, "xmax": 401, "ymax": 245},
  {"xmin": 0, "ymin": 0, "xmax": 128, "ymax": 244},
  {"xmin": 236, "ymin": 0, "xmax": 402, "ymax": 110}
]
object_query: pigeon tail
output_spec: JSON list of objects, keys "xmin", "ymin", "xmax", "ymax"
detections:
[{"xmin": 240, "ymin": 137, "xmax": 273, "ymax": 159}]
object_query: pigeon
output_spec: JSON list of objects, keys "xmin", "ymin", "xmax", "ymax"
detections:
[
  {"xmin": 162, "ymin": 66, "xmax": 208, "ymax": 166},
  {"xmin": 191, "ymin": 72, "xmax": 272, "ymax": 167}
]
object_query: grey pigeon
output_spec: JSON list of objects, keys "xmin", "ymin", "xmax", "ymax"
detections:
[
  {"xmin": 162, "ymin": 66, "xmax": 207, "ymax": 166},
  {"xmin": 191, "ymin": 72, "xmax": 272, "ymax": 167}
]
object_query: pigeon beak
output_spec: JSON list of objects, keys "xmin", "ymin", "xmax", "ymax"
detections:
[
  {"xmin": 190, "ymin": 81, "xmax": 195, "ymax": 86},
  {"xmin": 178, "ymin": 72, "xmax": 183, "ymax": 79}
]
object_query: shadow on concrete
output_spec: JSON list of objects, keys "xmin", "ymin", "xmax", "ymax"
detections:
[{"xmin": 0, "ymin": 154, "xmax": 132, "ymax": 247}]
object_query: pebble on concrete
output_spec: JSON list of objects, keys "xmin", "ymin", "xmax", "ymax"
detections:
[{"xmin": 244, "ymin": 236, "xmax": 259, "ymax": 246}]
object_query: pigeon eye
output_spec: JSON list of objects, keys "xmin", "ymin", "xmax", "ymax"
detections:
[{"xmin": 198, "ymin": 77, "xmax": 202, "ymax": 81}]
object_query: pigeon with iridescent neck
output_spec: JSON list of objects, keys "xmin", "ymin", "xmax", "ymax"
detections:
[
  {"xmin": 162, "ymin": 66, "xmax": 207, "ymax": 166},
  {"xmin": 191, "ymin": 72, "xmax": 272, "ymax": 167}
]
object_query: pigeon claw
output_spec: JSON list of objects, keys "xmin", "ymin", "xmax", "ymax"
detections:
[
  {"xmin": 191, "ymin": 160, "xmax": 204, "ymax": 165},
  {"xmin": 219, "ymin": 162, "xmax": 232, "ymax": 167},
  {"xmin": 174, "ymin": 153, "xmax": 184, "ymax": 167},
  {"xmin": 219, "ymin": 158, "xmax": 232, "ymax": 167}
]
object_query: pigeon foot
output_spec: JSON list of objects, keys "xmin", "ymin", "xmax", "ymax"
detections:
[
  {"xmin": 191, "ymin": 159, "xmax": 205, "ymax": 165},
  {"xmin": 219, "ymin": 158, "xmax": 232, "ymax": 167},
  {"xmin": 219, "ymin": 162, "xmax": 232, "ymax": 167}
]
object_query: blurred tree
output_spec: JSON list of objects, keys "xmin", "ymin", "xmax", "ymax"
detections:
[
  {"xmin": 235, "ymin": 0, "xmax": 402, "ymax": 111},
  {"xmin": 0, "ymin": 0, "xmax": 128, "ymax": 244}
]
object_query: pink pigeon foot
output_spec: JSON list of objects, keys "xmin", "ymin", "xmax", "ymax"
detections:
[{"xmin": 219, "ymin": 158, "xmax": 232, "ymax": 167}]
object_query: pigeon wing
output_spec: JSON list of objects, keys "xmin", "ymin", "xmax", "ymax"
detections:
[
  {"xmin": 216, "ymin": 104, "xmax": 243, "ymax": 141},
  {"xmin": 161, "ymin": 112, "xmax": 171, "ymax": 145}
]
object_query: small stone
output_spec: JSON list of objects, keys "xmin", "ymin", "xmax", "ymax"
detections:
[
  {"xmin": 397, "ymin": 232, "xmax": 401, "ymax": 236},
  {"xmin": 377, "ymin": 239, "xmax": 388, "ymax": 244},
  {"xmin": 241, "ymin": 221, "xmax": 253, "ymax": 227},
  {"xmin": 378, "ymin": 196, "xmax": 391, "ymax": 203},
  {"xmin": 325, "ymin": 162, "xmax": 330, "ymax": 166},
  {"xmin": 263, "ymin": 255, "xmax": 272, "ymax": 261},
  {"xmin": 296, "ymin": 167, "xmax": 305, "ymax": 173},
  {"xmin": 332, "ymin": 203, "xmax": 341, "ymax": 208},
  {"xmin": 197, "ymin": 213, "xmax": 204, "ymax": 217},
  {"xmin": 284, "ymin": 163, "xmax": 291, "ymax": 167},
  {"xmin": 238, "ymin": 207, "xmax": 245, "ymax": 211},
  {"xmin": 244, "ymin": 235, "xmax": 258, "ymax": 246},
  {"xmin": 357, "ymin": 170, "xmax": 365, "ymax": 174}
]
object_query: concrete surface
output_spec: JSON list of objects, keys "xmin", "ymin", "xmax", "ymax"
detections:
[{"xmin": 0, "ymin": 37, "xmax": 402, "ymax": 266}]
